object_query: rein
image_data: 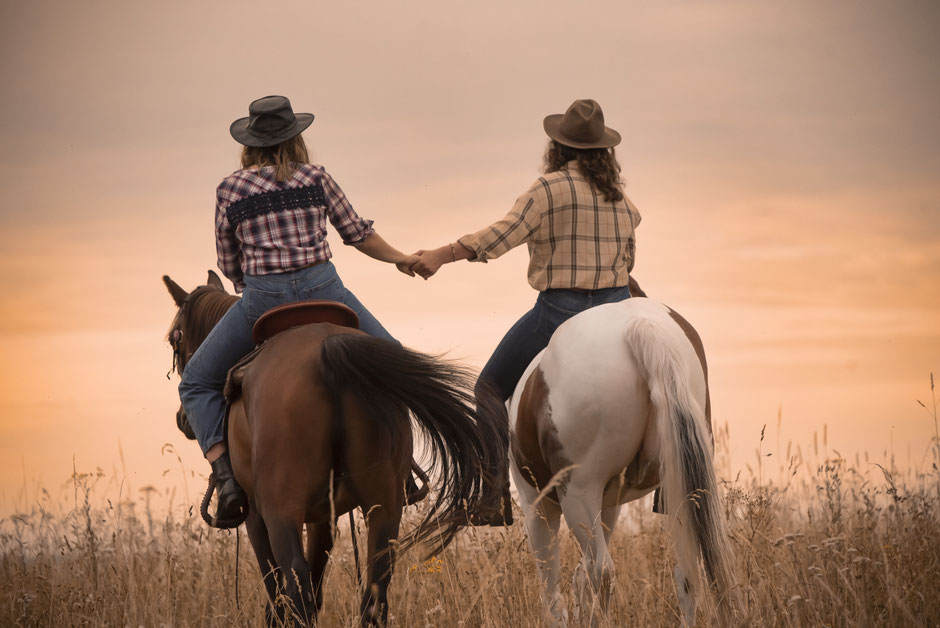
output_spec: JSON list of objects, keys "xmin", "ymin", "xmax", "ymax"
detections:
[{"xmin": 169, "ymin": 288, "xmax": 240, "ymax": 377}]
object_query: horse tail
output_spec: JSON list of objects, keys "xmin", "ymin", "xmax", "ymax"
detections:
[
  {"xmin": 624, "ymin": 315, "xmax": 736, "ymax": 620},
  {"xmin": 318, "ymin": 333, "xmax": 501, "ymax": 556}
]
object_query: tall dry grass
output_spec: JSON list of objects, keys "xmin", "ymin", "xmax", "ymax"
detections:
[{"xmin": 3, "ymin": 381, "xmax": 939, "ymax": 626}]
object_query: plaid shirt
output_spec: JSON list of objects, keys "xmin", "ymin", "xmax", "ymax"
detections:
[
  {"xmin": 214, "ymin": 163, "xmax": 374, "ymax": 293},
  {"xmin": 458, "ymin": 163, "xmax": 641, "ymax": 291}
]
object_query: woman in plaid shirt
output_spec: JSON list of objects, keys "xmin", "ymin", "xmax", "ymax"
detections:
[
  {"xmin": 411, "ymin": 99, "xmax": 641, "ymax": 525},
  {"xmin": 180, "ymin": 96, "xmax": 418, "ymax": 521}
]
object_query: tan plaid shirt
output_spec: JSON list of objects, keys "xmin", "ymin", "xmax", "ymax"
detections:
[{"xmin": 458, "ymin": 163, "xmax": 641, "ymax": 291}]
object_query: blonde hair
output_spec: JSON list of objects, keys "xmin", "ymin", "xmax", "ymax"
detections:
[{"xmin": 240, "ymin": 135, "xmax": 310, "ymax": 182}]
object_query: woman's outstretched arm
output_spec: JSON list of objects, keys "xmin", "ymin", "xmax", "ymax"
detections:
[{"xmin": 354, "ymin": 231, "xmax": 420, "ymax": 276}]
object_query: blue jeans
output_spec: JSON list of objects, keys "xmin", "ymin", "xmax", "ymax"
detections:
[
  {"xmin": 478, "ymin": 285, "xmax": 632, "ymax": 403},
  {"xmin": 179, "ymin": 262, "xmax": 396, "ymax": 455}
]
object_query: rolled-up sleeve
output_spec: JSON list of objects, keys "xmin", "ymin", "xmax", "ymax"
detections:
[
  {"xmin": 321, "ymin": 169, "xmax": 375, "ymax": 245},
  {"xmin": 215, "ymin": 184, "xmax": 245, "ymax": 293},
  {"xmin": 458, "ymin": 186, "xmax": 543, "ymax": 263}
]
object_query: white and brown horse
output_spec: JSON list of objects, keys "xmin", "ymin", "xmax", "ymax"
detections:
[{"xmin": 509, "ymin": 297, "xmax": 735, "ymax": 626}]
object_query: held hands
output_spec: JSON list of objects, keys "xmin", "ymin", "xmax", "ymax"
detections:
[
  {"xmin": 395, "ymin": 243, "xmax": 460, "ymax": 279},
  {"xmin": 359, "ymin": 232, "xmax": 451, "ymax": 279},
  {"xmin": 409, "ymin": 248, "xmax": 449, "ymax": 280},
  {"xmin": 395, "ymin": 254, "xmax": 420, "ymax": 277}
]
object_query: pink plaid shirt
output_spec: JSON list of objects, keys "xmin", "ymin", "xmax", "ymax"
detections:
[{"xmin": 214, "ymin": 163, "xmax": 375, "ymax": 293}]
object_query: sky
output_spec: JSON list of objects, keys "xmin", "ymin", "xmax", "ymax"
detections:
[{"xmin": 0, "ymin": 0, "xmax": 938, "ymax": 514}]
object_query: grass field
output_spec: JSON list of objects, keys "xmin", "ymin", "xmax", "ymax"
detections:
[{"xmin": 2, "ymin": 416, "xmax": 939, "ymax": 627}]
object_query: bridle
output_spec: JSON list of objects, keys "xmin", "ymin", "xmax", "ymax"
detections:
[
  {"xmin": 167, "ymin": 286, "xmax": 235, "ymax": 379},
  {"xmin": 168, "ymin": 327, "xmax": 189, "ymax": 378},
  {"xmin": 167, "ymin": 292, "xmax": 198, "ymax": 379}
]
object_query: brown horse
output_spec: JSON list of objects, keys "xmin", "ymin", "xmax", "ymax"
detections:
[{"xmin": 164, "ymin": 271, "xmax": 503, "ymax": 626}]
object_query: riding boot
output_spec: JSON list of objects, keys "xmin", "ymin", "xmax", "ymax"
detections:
[
  {"xmin": 210, "ymin": 452, "xmax": 248, "ymax": 521},
  {"xmin": 468, "ymin": 381, "xmax": 514, "ymax": 525}
]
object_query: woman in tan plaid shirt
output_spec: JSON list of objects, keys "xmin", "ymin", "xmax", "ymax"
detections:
[{"xmin": 412, "ymin": 99, "xmax": 641, "ymax": 525}]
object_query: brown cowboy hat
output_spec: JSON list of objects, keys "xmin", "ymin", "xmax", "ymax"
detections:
[
  {"xmin": 230, "ymin": 95, "xmax": 314, "ymax": 147},
  {"xmin": 543, "ymin": 99, "xmax": 621, "ymax": 149}
]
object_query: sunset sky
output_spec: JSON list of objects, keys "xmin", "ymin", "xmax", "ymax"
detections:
[{"xmin": 1, "ymin": 1, "xmax": 937, "ymax": 514}]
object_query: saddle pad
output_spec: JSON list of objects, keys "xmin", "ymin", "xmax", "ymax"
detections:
[{"xmin": 251, "ymin": 299, "xmax": 360, "ymax": 344}]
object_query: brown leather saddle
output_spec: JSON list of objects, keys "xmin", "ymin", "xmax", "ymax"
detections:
[
  {"xmin": 251, "ymin": 299, "xmax": 360, "ymax": 344},
  {"xmin": 226, "ymin": 300, "xmax": 359, "ymax": 402}
]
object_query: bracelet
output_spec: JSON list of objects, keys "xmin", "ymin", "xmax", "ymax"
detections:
[{"xmin": 450, "ymin": 242, "xmax": 457, "ymax": 262}]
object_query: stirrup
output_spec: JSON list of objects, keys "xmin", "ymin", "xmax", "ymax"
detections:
[{"xmin": 201, "ymin": 473, "xmax": 248, "ymax": 529}]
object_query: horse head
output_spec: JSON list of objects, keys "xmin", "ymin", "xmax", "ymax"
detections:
[{"xmin": 163, "ymin": 270, "xmax": 234, "ymax": 439}]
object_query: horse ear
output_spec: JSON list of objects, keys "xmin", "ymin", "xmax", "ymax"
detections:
[
  {"xmin": 163, "ymin": 275, "xmax": 189, "ymax": 307},
  {"xmin": 207, "ymin": 270, "xmax": 225, "ymax": 290}
]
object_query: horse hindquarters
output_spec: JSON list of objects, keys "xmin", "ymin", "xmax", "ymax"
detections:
[
  {"xmin": 319, "ymin": 332, "xmax": 501, "ymax": 625},
  {"xmin": 623, "ymin": 312, "xmax": 735, "ymax": 623},
  {"xmin": 319, "ymin": 333, "xmax": 500, "ymax": 553},
  {"xmin": 231, "ymin": 329, "xmax": 343, "ymax": 625},
  {"xmin": 510, "ymin": 341, "xmax": 645, "ymax": 625},
  {"xmin": 510, "ymin": 300, "xmax": 735, "ymax": 625}
]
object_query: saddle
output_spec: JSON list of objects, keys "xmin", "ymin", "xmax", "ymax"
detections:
[
  {"xmin": 251, "ymin": 300, "xmax": 360, "ymax": 345},
  {"xmin": 225, "ymin": 300, "xmax": 359, "ymax": 402}
]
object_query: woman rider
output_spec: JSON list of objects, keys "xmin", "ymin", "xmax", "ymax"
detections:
[
  {"xmin": 411, "ymin": 99, "xmax": 641, "ymax": 525},
  {"xmin": 180, "ymin": 95, "xmax": 418, "ymax": 523}
]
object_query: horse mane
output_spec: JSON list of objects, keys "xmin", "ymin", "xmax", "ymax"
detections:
[{"xmin": 168, "ymin": 286, "xmax": 239, "ymax": 351}]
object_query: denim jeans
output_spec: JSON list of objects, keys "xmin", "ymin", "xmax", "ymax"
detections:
[
  {"xmin": 478, "ymin": 285, "xmax": 632, "ymax": 403},
  {"xmin": 179, "ymin": 262, "xmax": 396, "ymax": 454}
]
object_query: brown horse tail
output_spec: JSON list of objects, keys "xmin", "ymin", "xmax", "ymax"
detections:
[{"xmin": 318, "ymin": 333, "xmax": 502, "ymax": 556}]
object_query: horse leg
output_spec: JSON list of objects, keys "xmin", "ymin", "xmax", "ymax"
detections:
[
  {"xmin": 305, "ymin": 520, "xmax": 335, "ymax": 616},
  {"xmin": 267, "ymin": 518, "xmax": 316, "ymax": 625},
  {"xmin": 512, "ymin": 464, "xmax": 566, "ymax": 626},
  {"xmin": 601, "ymin": 504, "xmax": 621, "ymax": 545},
  {"xmin": 360, "ymin": 503, "xmax": 402, "ymax": 627},
  {"xmin": 560, "ymin": 483, "xmax": 614, "ymax": 627},
  {"xmin": 674, "ymin": 562, "xmax": 696, "ymax": 626},
  {"xmin": 244, "ymin": 506, "xmax": 284, "ymax": 626}
]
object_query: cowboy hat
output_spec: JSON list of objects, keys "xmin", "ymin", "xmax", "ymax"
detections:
[
  {"xmin": 230, "ymin": 95, "xmax": 314, "ymax": 147},
  {"xmin": 543, "ymin": 99, "xmax": 620, "ymax": 149}
]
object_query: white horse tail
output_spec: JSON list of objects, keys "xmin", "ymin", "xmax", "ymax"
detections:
[{"xmin": 624, "ymin": 314, "xmax": 736, "ymax": 622}]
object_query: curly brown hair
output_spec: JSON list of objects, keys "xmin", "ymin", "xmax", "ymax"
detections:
[
  {"xmin": 543, "ymin": 141, "xmax": 624, "ymax": 202},
  {"xmin": 240, "ymin": 135, "xmax": 310, "ymax": 182}
]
